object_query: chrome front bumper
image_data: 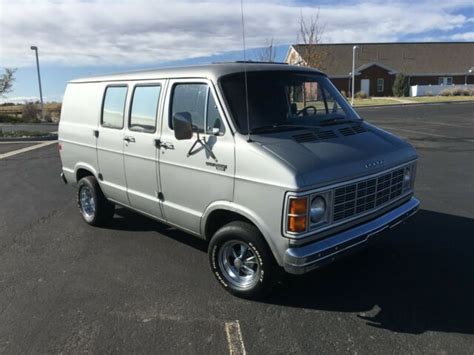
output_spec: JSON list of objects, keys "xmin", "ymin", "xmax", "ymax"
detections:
[{"xmin": 284, "ymin": 197, "xmax": 420, "ymax": 274}]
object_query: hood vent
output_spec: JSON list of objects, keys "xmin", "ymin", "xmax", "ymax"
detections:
[
  {"xmin": 293, "ymin": 130, "xmax": 337, "ymax": 143},
  {"xmin": 316, "ymin": 130, "xmax": 338, "ymax": 139},
  {"xmin": 339, "ymin": 125, "xmax": 368, "ymax": 136}
]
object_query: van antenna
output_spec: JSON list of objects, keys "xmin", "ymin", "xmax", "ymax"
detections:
[{"xmin": 240, "ymin": 0, "xmax": 251, "ymax": 142}]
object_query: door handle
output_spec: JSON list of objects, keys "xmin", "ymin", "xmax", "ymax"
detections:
[
  {"xmin": 124, "ymin": 136, "xmax": 136, "ymax": 143},
  {"xmin": 155, "ymin": 139, "xmax": 174, "ymax": 150}
]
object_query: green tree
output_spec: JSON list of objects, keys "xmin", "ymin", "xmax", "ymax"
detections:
[
  {"xmin": 392, "ymin": 73, "xmax": 409, "ymax": 97},
  {"xmin": 0, "ymin": 68, "xmax": 17, "ymax": 97}
]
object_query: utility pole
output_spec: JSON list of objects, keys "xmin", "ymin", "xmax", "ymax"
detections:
[{"xmin": 30, "ymin": 46, "xmax": 44, "ymax": 121}]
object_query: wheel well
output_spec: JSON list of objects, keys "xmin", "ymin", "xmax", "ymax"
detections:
[
  {"xmin": 205, "ymin": 209, "xmax": 254, "ymax": 240},
  {"xmin": 76, "ymin": 168, "xmax": 94, "ymax": 183}
]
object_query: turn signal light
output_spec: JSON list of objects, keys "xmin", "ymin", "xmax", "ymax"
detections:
[
  {"xmin": 289, "ymin": 197, "xmax": 308, "ymax": 215},
  {"xmin": 288, "ymin": 216, "xmax": 307, "ymax": 233},
  {"xmin": 288, "ymin": 197, "xmax": 308, "ymax": 233}
]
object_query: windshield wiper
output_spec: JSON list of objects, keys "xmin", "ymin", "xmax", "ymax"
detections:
[
  {"xmin": 249, "ymin": 123, "xmax": 306, "ymax": 133},
  {"xmin": 317, "ymin": 117, "xmax": 363, "ymax": 126},
  {"xmin": 249, "ymin": 118, "xmax": 363, "ymax": 133}
]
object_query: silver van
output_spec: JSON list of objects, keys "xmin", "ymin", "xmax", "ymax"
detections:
[{"xmin": 59, "ymin": 63, "xmax": 419, "ymax": 298}]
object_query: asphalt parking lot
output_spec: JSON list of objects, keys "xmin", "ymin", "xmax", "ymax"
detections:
[{"xmin": 1, "ymin": 102, "xmax": 473, "ymax": 354}]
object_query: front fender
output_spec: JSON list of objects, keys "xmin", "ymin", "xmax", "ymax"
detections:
[{"xmin": 201, "ymin": 201, "xmax": 286, "ymax": 266}]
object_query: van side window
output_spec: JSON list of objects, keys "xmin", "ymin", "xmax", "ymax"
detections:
[
  {"xmin": 102, "ymin": 86, "xmax": 127, "ymax": 129},
  {"xmin": 171, "ymin": 83, "xmax": 224, "ymax": 135},
  {"xmin": 129, "ymin": 85, "xmax": 161, "ymax": 133},
  {"xmin": 171, "ymin": 83, "xmax": 207, "ymax": 133}
]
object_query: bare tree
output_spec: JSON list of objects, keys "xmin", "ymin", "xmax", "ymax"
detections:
[
  {"xmin": 256, "ymin": 38, "xmax": 277, "ymax": 62},
  {"xmin": 297, "ymin": 10, "xmax": 326, "ymax": 69},
  {"xmin": 0, "ymin": 68, "xmax": 16, "ymax": 97}
]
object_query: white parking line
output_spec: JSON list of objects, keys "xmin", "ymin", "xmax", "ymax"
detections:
[
  {"xmin": 381, "ymin": 126, "xmax": 474, "ymax": 141},
  {"xmin": 225, "ymin": 320, "xmax": 246, "ymax": 355},
  {"xmin": 0, "ymin": 141, "xmax": 57, "ymax": 160},
  {"xmin": 0, "ymin": 141, "xmax": 37, "ymax": 144}
]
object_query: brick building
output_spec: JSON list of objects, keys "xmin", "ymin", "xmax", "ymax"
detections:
[{"xmin": 285, "ymin": 42, "xmax": 474, "ymax": 96}]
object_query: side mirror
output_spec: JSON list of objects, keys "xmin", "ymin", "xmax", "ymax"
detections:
[{"xmin": 173, "ymin": 112, "xmax": 193, "ymax": 140}]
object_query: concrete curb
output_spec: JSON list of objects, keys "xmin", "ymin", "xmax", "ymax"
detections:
[
  {"xmin": 354, "ymin": 100, "xmax": 474, "ymax": 109},
  {"xmin": 0, "ymin": 135, "xmax": 57, "ymax": 142}
]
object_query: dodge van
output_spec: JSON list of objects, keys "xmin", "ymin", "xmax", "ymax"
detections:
[{"xmin": 59, "ymin": 63, "xmax": 419, "ymax": 298}]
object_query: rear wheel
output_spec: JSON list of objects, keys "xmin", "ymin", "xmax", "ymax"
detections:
[
  {"xmin": 77, "ymin": 176, "xmax": 114, "ymax": 226},
  {"xmin": 209, "ymin": 221, "xmax": 276, "ymax": 298}
]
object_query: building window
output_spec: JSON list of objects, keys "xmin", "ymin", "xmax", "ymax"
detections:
[
  {"xmin": 102, "ymin": 86, "xmax": 127, "ymax": 129},
  {"xmin": 438, "ymin": 77, "xmax": 453, "ymax": 85},
  {"xmin": 376, "ymin": 78, "xmax": 384, "ymax": 93}
]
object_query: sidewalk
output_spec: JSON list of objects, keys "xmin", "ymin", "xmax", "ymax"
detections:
[{"xmin": 372, "ymin": 97, "xmax": 413, "ymax": 104}]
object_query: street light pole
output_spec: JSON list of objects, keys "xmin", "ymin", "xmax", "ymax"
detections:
[
  {"xmin": 30, "ymin": 46, "xmax": 44, "ymax": 121},
  {"xmin": 351, "ymin": 45, "xmax": 358, "ymax": 106}
]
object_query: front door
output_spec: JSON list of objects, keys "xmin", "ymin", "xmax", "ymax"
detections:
[
  {"xmin": 361, "ymin": 79, "xmax": 370, "ymax": 96},
  {"xmin": 123, "ymin": 82, "xmax": 165, "ymax": 219},
  {"xmin": 158, "ymin": 79, "xmax": 235, "ymax": 234}
]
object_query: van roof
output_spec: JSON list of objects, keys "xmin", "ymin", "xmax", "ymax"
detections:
[{"xmin": 69, "ymin": 62, "xmax": 325, "ymax": 83}]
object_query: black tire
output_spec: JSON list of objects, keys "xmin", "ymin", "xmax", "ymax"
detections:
[
  {"xmin": 77, "ymin": 176, "xmax": 115, "ymax": 226},
  {"xmin": 208, "ymin": 221, "xmax": 277, "ymax": 299}
]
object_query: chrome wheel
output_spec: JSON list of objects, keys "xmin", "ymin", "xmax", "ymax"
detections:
[
  {"xmin": 79, "ymin": 185, "xmax": 96, "ymax": 219},
  {"xmin": 218, "ymin": 240, "xmax": 261, "ymax": 289}
]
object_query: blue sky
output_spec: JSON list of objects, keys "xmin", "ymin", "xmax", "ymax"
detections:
[{"xmin": 1, "ymin": 0, "xmax": 473, "ymax": 102}]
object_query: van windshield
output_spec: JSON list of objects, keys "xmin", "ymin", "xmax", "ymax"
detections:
[{"xmin": 220, "ymin": 71, "xmax": 360, "ymax": 134}]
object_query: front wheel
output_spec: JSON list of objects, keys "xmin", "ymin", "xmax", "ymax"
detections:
[{"xmin": 209, "ymin": 221, "xmax": 276, "ymax": 298}]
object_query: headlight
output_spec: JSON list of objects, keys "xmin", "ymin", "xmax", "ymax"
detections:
[
  {"xmin": 310, "ymin": 196, "xmax": 326, "ymax": 223},
  {"xmin": 285, "ymin": 191, "xmax": 331, "ymax": 237},
  {"xmin": 403, "ymin": 165, "xmax": 415, "ymax": 191}
]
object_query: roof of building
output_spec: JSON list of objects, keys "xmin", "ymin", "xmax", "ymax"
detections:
[
  {"xmin": 286, "ymin": 42, "xmax": 474, "ymax": 77},
  {"xmin": 70, "ymin": 62, "xmax": 324, "ymax": 83}
]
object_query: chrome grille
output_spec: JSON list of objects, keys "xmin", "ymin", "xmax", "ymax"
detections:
[{"xmin": 333, "ymin": 168, "xmax": 405, "ymax": 222}]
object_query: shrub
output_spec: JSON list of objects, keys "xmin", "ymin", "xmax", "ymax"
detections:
[
  {"xmin": 21, "ymin": 102, "xmax": 40, "ymax": 122},
  {"xmin": 392, "ymin": 73, "xmax": 409, "ymax": 97},
  {"xmin": 425, "ymin": 91, "xmax": 433, "ymax": 97},
  {"xmin": 439, "ymin": 87, "xmax": 473, "ymax": 97},
  {"xmin": 44, "ymin": 110, "xmax": 53, "ymax": 122},
  {"xmin": 355, "ymin": 91, "xmax": 368, "ymax": 99},
  {"xmin": 451, "ymin": 87, "xmax": 463, "ymax": 96}
]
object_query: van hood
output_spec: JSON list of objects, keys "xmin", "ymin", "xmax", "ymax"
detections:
[{"xmin": 254, "ymin": 123, "xmax": 417, "ymax": 188}]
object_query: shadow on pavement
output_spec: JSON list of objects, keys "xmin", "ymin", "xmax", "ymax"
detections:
[
  {"xmin": 108, "ymin": 207, "xmax": 473, "ymax": 335},
  {"xmin": 111, "ymin": 207, "xmax": 208, "ymax": 252},
  {"xmin": 266, "ymin": 209, "xmax": 474, "ymax": 335}
]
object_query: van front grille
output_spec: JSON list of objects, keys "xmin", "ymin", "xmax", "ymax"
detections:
[{"xmin": 333, "ymin": 168, "xmax": 405, "ymax": 222}]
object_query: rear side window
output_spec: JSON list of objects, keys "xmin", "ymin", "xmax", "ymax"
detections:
[
  {"xmin": 102, "ymin": 86, "xmax": 127, "ymax": 129},
  {"xmin": 170, "ymin": 83, "xmax": 224, "ymax": 135},
  {"xmin": 129, "ymin": 85, "xmax": 161, "ymax": 133}
]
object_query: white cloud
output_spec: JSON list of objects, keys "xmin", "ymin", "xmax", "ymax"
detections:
[
  {"xmin": 0, "ymin": 96, "xmax": 38, "ymax": 103},
  {"xmin": 0, "ymin": 0, "xmax": 472, "ymax": 67},
  {"xmin": 449, "ymin": 32, "xmax": 474, "ymax": 40}
]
